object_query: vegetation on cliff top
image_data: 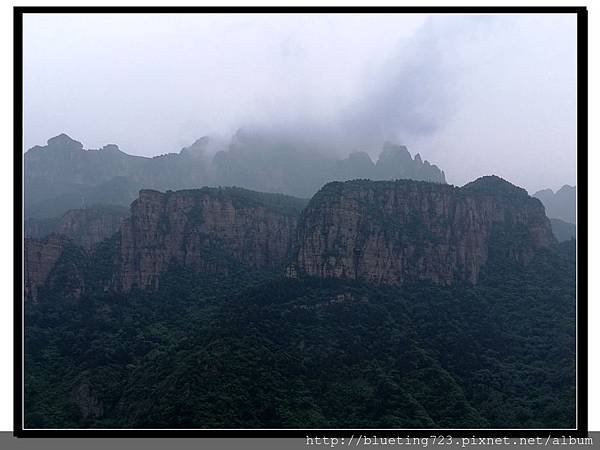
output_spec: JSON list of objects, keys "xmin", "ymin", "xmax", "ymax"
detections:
[{"xmin": 160, "ymin": 186, "xmax": 309, "ymax": 217}]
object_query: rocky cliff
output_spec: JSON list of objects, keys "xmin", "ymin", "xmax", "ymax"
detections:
[
  {"xmin": 291, "ymin": 176, "xmax": 556, "ymax": 285},
  {"xmin": 24, "ymin": 234, "xmax": 87, "ymax": 301},
  {"xmin": 24, "ymin": 177, "xmax": 557, "ymax": 298},
  {"xmin": 118, "ymin": 188, "xmax": 305, "ymax": 291},
  {"xmin": 25, "ymin": 206, "xmax": 127, "ymax": 249}
]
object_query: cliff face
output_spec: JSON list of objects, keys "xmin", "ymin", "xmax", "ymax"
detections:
[
  {"xmin": 118, "ymin": 188, "xmax": 304, "ymax": 291},
  {"xmin": 24, "ymin": 177, "xmax": 558, "ymax": 298},
  {"xmin": 291, "ymin": 177, "xmax": 556, "ymax": 285},
  {"xmin": 24, "ymin": 235, "xmax": 87, "ymax": 301},
  {"xmin": 25, "ymin": 206, "xmax": 127, "ymax": 249},
  {"xmin": 24, "ymin": 235, "xmax": 66, "ymax": 301}
]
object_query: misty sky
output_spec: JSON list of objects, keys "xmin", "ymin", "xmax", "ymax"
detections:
[{"xmin": 23, "ymin": 13, "xmax": 577, "ymax": 193}]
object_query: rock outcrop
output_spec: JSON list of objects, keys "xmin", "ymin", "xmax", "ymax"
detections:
[
  {"xmin": 118, "ymin": 188, "xmax": 305, "ymax": 291},
  {"xmin": 291, "ymin": 176, "xmax": 556, "ymax": 285},
  {"xmin": 24, "ymin": 235, "xmax": 66, "ymax": 301}
]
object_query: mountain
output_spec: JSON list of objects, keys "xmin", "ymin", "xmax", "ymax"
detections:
[
  {"xmin": 533, "ymin": 185, "xmax": 576, "ymax": 223},
  {"xmin": 23, "ymin": 177, "xmax": 575, "ymax": 429},
  {"xmin": 118, "ymin": 188, "xmax": 307, "ymax": 291},
  {"xmin": 24, "ymin": 134, "xmax": 211, "ymax": 219},
  {"xmin": 291, "ymin": 176, "xmax": 555, "ymax": 285},
  {"xmin": 24, "ymin": 133, "xmax": 445, "ymax": 219}
]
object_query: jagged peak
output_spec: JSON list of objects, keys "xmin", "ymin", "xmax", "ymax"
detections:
[{"xmin": 378, "ymin": 142, "xmax": 411, "ymax": 163}]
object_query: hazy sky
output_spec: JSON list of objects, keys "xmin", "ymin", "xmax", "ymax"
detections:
[{"xmin": 23, "ymin": 13, "xmax": 577, "ymax": 193}]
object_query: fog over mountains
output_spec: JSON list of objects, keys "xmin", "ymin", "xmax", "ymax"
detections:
[
  {"xmin": 24, "ymin": 14, "xmax": 576, "ymax": 191},
  {"xmin": 24, "ymin": 131, "xmax": 576, "ymax": 244},
  {"xmin": 24, "ymin": 132, "xmax": 445, "ymax": 219}
]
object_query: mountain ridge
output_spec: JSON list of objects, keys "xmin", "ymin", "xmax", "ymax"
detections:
[
  {"xmin": 24, "ymin": 176, "xmax": 556, "ymax": 299},
  {"xmin": 25, "ymin": 133, "xmax": 446, "ymax": 219}
]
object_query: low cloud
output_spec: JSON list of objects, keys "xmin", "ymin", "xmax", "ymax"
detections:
[{"xmin": 23, "ymin": 13, "xmax": 576, "ymax": 191}]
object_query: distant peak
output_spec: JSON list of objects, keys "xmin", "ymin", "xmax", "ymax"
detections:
[
  {"xmin": 534, "ymin": 188, "xmax": 554, "ymax": 196},
  {"xmin": 180, "ymin": 136, "xmax": 209, "ymax": 157},
  {"xmin": 101, "ymin": 144, "xmax": 121, "ymax": 152},
  {"xmin": 463, "ymin": 175, "xmax": 507, "ymax": 187},
  {"xmin": 47, "ymin": 134, "xmax": 83, "ymax": 150},
  {"xmin": 462, "ymin": 175, "xmax": 528, "ymax": 197},
  {"xmin": 557, "ymin": 184, "xmax": 576, "ymax": 193},
  {"xmin": 377, "ymin": 142, "xmax": 411, "ymax": 164}
]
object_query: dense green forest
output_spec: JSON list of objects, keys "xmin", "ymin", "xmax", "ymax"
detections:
[{"xmin": 24, "ymin": 240, "xmax": 575, "ymax": 429}]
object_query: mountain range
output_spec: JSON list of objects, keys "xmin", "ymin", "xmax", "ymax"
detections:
[
  {"xmin": 24, "ymin": 132, "xmax": 445, "ymax": 219},
  {"xmin": 22, "ymin": 129, "xmax": 577, "ymax": 429},
  {"xmin": 25, "ymin": 176, "xmax": 557, "ymax": 299},
  {"xmin": 24, "ymin": 176, "xmax": 575, "ymax": 428},
  {"xmin": 24, "ymin": 133, "xmax": 576, "ymax": 245}
]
